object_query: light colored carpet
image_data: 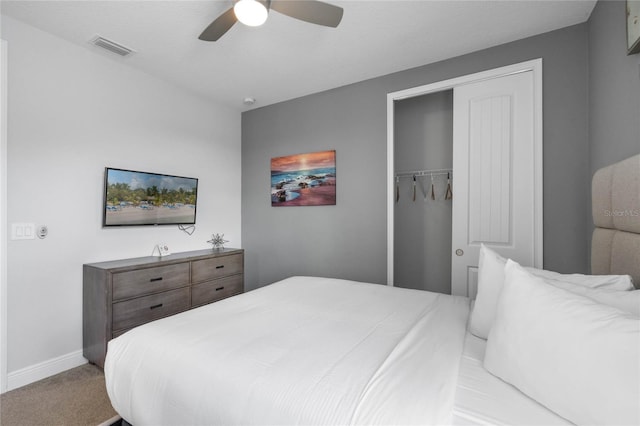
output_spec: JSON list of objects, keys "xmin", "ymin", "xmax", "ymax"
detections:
[{"xmin": 0, "ymin": 363, "xmax": 119, "ymax": 426}]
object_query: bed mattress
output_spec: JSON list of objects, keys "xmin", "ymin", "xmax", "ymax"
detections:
[{"xmin": 105, "ymin": 276, "xmax": 470, "ymax": 425}]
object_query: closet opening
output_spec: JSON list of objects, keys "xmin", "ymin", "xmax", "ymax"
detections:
[
  {"xmin": 386, "ymin": 59, "xmax": 543, "ymax": 297},
  {"xmin": 393, "ymin": 90, "xmax": 453, "ymax": 294}
]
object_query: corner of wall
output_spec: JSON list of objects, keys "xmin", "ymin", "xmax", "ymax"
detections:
[{"xmin": 1, "ymin": 38, "xmax": 8, "ymax": 394}]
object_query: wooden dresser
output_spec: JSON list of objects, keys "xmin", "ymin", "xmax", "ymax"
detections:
[{"xmin": 83, "ymin": 248, "xmax": 244, "ymax": 368}]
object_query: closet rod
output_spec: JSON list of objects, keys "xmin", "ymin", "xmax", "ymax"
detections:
[{"xmin": 394, "ymin": 168, "xmax": 452, "ymax": 178}]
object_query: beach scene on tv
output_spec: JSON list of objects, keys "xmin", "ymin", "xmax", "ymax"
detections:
[
  {"xmin": 104, "ymin": 169, "xmax": 197, "ymax": 226},
  {"xmin": 271, "ymin": 150, "xmax": 336, "ymax": 207}
]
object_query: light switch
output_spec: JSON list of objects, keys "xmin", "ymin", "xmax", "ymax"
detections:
[{"xmin": 11, "ymin": 223, "xmax": 36, "ymax": 240}]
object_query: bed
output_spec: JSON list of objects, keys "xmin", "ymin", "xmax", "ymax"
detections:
[{"xmin": 105, "ymin": 155, "xmax": 640, "ymax": 425}]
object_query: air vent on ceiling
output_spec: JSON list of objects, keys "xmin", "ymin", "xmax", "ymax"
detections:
[{"xmin": 89, "ymin": 36, "xmax": 134, "ymax": 57}]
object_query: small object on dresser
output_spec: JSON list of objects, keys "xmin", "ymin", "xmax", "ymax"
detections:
[{"xmin": 208, "ymin": 233, "xmax": 228, "ymax": 250}]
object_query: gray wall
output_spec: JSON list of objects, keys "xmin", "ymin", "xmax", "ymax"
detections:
[
  {"xmin": 589, "ymin": 0, "xmax": 640, "ymax": 174},
  {"xmin": 394, "ymin": 91, "xmax": 453, "ymax": 293},
  {"xmin": 587, "ymin": 0, "xmax": 640, "ymax": 272},
  {"xmin": 242, "ymin": 23, "xmax": 590, "ymax": 291}
]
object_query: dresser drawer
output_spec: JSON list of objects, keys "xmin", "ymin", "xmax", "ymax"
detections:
[
  {"xmin": 113, "ymin": 263, "xmax": 189, "ymax": 301},
  {"xmin": 84, "ymin": 249, "xmax": 243, "ymax": 368},
  {"xmin": 112, "ymin": 287, "xmax": 190, "ymax": 332},
  {"xmin": 191, "ymin": 274, "xmax": 243, "ymax": 307},
  {"xmin": 191, "ymin": 254, "xmax": 243, "ymax": 283}
]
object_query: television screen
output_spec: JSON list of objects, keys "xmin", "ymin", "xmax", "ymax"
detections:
[{"xmin": 103, "ymin": 167, "xmax": 198, "ymax": 227}]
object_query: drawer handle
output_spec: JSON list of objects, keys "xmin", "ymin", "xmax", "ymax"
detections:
[
  {"xmin": 150, "ymin": 277, "xmax": 163, "ymax": 282},
  {"xmin": 215, "ymin": 286, "xmax": 225, "ymax": 291},
  {"xmin": 215, "ymin": 265, "xmax": 225, "ymax": 269},
  {"xmin": 149, "ymin": 303, "xmax": 163, "ymax": 310}
]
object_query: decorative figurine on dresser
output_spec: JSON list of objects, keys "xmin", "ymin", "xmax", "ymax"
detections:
[{"xmin": 83, "ymin": 248, "xmax": 244, "ymax": 368}]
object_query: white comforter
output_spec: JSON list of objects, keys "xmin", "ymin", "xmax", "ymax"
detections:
[{"xmin": 105, "ymin": 276, "xmax": 470, "ymax": 425}]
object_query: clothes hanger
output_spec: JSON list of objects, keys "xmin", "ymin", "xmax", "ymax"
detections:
[
  {"xmin": 445, "ymin": 172, "xmax": 452, "ymax": 200},
  {"xmin": 430, "ymin": 174, "xmax": 435, "ymax": 200},
  {"xmin": 412, "ymin": 175, "xmax": 417, "ymax": 202}
]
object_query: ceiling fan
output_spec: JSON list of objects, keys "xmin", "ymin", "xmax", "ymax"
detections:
[{"xmin": 199, "ymin": 0, "xmax": 344, "ymax": 41}]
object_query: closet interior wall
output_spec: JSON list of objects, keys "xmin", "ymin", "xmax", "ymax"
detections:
[{"xmin": 394, "ymin": 90, "xmax": 453, "ymax": 294}]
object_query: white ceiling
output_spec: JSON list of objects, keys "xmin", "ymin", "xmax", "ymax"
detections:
[{"xmin": 0, "ymin": 0, "xmax": 596, "ymax": 111}]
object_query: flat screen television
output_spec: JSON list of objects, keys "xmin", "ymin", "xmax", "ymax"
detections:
[{"xmin": 103, "ymin": 167, "xmax": 198, "ymax": 227}]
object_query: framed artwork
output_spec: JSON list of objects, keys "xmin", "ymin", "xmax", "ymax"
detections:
[
  {"xmin": 271, "ymin": 150, "xmax": 336, "ymax": 207},
  {"xmin": 628, "ymin": 0, "xmax": 640, "ymax": 54}
]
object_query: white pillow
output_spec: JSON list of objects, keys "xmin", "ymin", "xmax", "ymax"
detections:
[
  {"xmin": 468, "ymin": 245, "xmax": 507, "ymax": 338},
  {"xmin": 484, "ymin": 260, "xmax": 640, "ymax": 426},
  {"xmin": 550, "ymin": 281, "xmax": 640, "ymax": 317},
  {"xmin": 529, "ymin": 267, "xmax": 635, "ymax": 290},
  {"xmin": 468, "ymin": 244, "xmax": 634, "ymax": 339}
]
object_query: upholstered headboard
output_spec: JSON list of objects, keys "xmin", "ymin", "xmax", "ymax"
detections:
[{"xmin": 591, "ymin": 154, "xmax": 640, "ymax": 288}]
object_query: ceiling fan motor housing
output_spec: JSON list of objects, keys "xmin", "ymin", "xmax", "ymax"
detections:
[{"xmin": 200, "ymin": 0, "xmax": 343, "ymax": 41}]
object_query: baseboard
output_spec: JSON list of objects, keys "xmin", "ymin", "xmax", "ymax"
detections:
[
  {"xmin": 6, "ymin": 350, "xmax": 87, "ymax": 391},
  {"xmin": 98, "ymin": 414, "xmax": 122, "ymax": 426}
]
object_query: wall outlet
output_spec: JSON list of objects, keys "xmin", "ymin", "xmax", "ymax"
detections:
[{"xmin": 156, "ymin": 243, "xmax": 170, "ymax": 256}]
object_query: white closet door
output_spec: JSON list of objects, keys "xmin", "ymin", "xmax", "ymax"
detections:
[{"xmin": 451, "ymin": 71, "xmax": 537, "ymax": 298}]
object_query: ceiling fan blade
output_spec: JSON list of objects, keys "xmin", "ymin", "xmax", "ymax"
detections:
[
  {"xmin": 270, "ymin": 0, "xmax": 343, "ymax": 28},
  {"xmin": 199, "ymin": 7, "xmax": 237, "ymax": 41}
]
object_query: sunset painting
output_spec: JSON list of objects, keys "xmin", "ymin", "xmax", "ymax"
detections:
[{"xmin": 271, "ymin": 150, "xmax": 336, "ymax": 207}]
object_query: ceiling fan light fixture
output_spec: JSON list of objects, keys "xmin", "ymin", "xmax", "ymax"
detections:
[{"xmin": 234, "ymin": 0, "xmax": 268, "ymax": 27}]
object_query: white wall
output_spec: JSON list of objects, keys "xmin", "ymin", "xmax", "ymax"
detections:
[{"xmin": 1, "ymin": 15, "xmax": 241, "ymax": 389}]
